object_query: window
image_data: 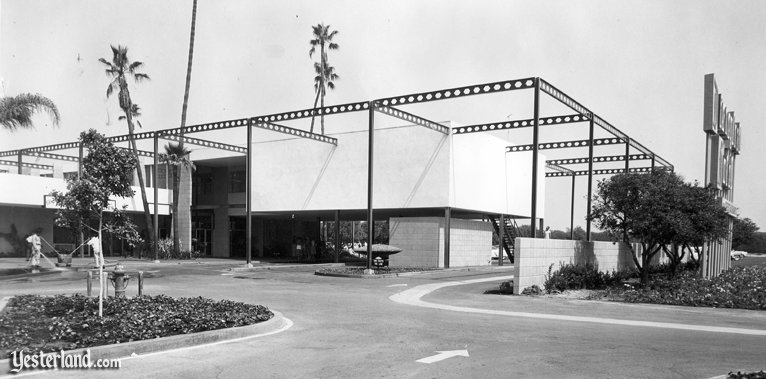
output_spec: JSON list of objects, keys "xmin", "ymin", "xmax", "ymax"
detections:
[{"xmin": 230, "ymin": 170, "xmax": 246, "ymax": 193}]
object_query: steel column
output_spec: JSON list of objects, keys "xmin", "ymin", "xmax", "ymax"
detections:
[
  {"xmin": 444, "ymin": 207, "xmax": 451, "ymax": 268},
  {"xmin": 17, "ymin": 151, "xmax": 22, "ymax": 174},
  {"xmin": 570, "ymin": 174, "xmax": 576, "ymax": 240},
  {"xmin": 366, "ymin": 102, "xmax": 375, "ymax": 270},
  {"xmin": 334, "ymin": 210, "xmax": 340, "ymax": 263},
  {"xmin": 624, "ymin": 137, "xmax": 630, "ymax": 172},
  {"xmin": 246, "ymin": 120, "xmax": 252, "ymax": 266},
  {"xmin": 498, "ymin": 213, "xmax": 505, "ymax": 266},
  {"xmin": 530, "ymin": 78, "xmax": 541, "ymax": 238},
  {"xmin": 586, "ymin": 114, "xmax": 595, "ymax": 242},
  {"xmin": 153, "ymin": 134, "xmax": 159, "ymax": 261},
  {"xmin": 651, "ymin": 155, "xmax": 656, "ymax": 172}
]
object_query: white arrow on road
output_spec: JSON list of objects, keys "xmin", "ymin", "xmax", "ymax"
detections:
[{"xmin": 416, "ymin": 350, "xmax": 469, "ymax": 364}]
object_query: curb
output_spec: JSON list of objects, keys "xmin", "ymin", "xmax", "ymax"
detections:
[
  {"xmin": 230, "ymin": 263, "xmax": 345, "ymax": 272},
  {"xmin": 0, "ymin": 310, "xmax": 290, "ymax": 372},
  {"xmin": 314, "ymin": 265, "xmax": 515, "ymax": 279}
]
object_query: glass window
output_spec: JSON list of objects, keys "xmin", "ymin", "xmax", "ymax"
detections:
[{"xmin": 230, "ymin": 170, "xmax": 246, "ymax": 193}]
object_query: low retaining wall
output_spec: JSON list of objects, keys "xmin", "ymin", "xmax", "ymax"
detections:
[{"xmin": 513, "ymin": 238, "xmax": 681, "ymax": 294}]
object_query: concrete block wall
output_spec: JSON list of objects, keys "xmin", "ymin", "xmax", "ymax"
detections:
[
  {"xmin": 447, "ymin": 218, "xmax": 493, "ymax": 267},
  {"xmin": 513, "ymin": 238, "xmax": 638, "ymax": 294},
  {"xmin": 389, "ymin": 217, "xmax": 492, "ymax": 268},
  {"xmin": 389, "ymin": 217, "xmax": 441, "ymax": 267}
]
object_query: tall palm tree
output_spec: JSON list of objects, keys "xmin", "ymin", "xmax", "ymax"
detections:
[
  {"xmin": 172, "ymin": 0, "xmax": 198, "ymax": 257},
  {"xmin": 0, "ymin": 93, "xmax": 60, "ymax": 131},
  {"xmin": 160, "ymin": 142, "xmax": 195, "ymax": 256},
  {"xmin": 99, "ymin": 45, "xmax": 155, "ymax": 253},
  {"xmin": 309, "ymin": 23, "xmax": 339, "ymax": 135}
]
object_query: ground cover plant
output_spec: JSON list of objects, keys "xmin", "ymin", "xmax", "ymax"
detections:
[
  {"xmin": 0, "ymin": 294, "xmax": 273, "ymax": 358},
  {"xmin": 620, "ymin": 265, "xmax": 766, "ymax": 310}
]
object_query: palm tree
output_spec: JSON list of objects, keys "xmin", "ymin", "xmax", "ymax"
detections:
[
  {"xmin": 0, "ymin": 93, "xmax": 60, "ymax": 131},
  {"xmin": 171, "ymin": 0, "xmax": 198, "ymax": 258},
  {"xmin": 117, "ymin": 103, "xmax": 143, "ymax": 129},
  {"xmin": 160, "ymin": 142, "xmax": 195, "ymax": 256},
  {"xmin": 309, "ymin": 23, "xmax": 339, "ymax": 135},
  {"xmin": 99, "ymin": 45, "xmax": 155, "ymax": 253}
]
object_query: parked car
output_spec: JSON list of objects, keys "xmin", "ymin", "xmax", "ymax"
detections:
[{"xmin": 731, "ymin": 250, "xmax": 748, "ymax": 261}]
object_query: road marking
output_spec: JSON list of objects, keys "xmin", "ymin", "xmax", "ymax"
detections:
[
  {"xmin": 387, "ymin": 284, "xmax": 408, "ymax": 287},
  {"xmin": 416, "ymin": 349, "xmax": 469, "ymax": 364},
  {"xmin": 390, "ymin": 276, "xmax": 766, "ymax": 337}
]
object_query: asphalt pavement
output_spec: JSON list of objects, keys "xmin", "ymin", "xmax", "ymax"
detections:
[{"xmin": 1, "ymin": 257, "xmax": 765, "ymax": 378}]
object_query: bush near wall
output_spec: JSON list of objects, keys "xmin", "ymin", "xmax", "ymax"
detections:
[{"xmin": 543, "ymin": 263, "xmax": 629, "ymax": 293}]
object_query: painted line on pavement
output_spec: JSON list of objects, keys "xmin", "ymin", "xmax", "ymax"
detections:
[{"xmin": 390, "ymin": 275, "xmax": 766, "ymax": 337}]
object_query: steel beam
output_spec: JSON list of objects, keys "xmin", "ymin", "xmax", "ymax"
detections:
[
  {"xmin": 17, "ymin": 151, "xmax": 22, "ymax": 174},
  {"xmin": 373, "ymin": 104, "xmax": 449, "ymax": 134},
  {"xmin": 23, "ymin": 151, "xmax": 80, "ymax": 162},
  {"xmin": 507, "ymin": 137, "xmax": 624, "ymax": 152},
  {"xmin": 255, "ymin": 102, "xmax": 369, "ymax": 124},
  {"xmin": 253, "ymin": 120, "xmax": 338, "ymax": 145},
  {"xmin": 376, "ymin": 77, "xmax": 537, "ymax": 107},
  {"xmin": 452, "ymin": 114, "xmax": 587, "ymax": 135},
  {"xmin": 546, "ymin": 154, "xmax": 652, "ymax": 166},
  {"xmin": 163, "ymin": 118, "xmax": 249, "ymax": 135},
  {"xmin": 539, "ymin": 79, "xmax": 591, "ymax": 116},
  {"xmin": 546, "ymin": 166, "xmax": 662, "ymax": 177},
  {"xmin": 162, "ymin": 134, "xmax": 247, "ymax": 154},
  {"xmin": 531, "ymin": 78, "xmax": 540, "ymax": 239},
  {"xmin": 106, "ymin": 132, "xmax": 156, "ymax": 144},
  {"xmin": 0, "ymin": 160, "xmax": 52, "ymax": 170}
]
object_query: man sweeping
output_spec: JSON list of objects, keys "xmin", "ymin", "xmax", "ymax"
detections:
[{"xmin": 25, "ymin": 232, "xmax": 42, "ymax": 267}]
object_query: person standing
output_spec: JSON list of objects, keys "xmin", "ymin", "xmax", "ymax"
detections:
[{"xmin": 26, "ymin": 232, "xmax": 42, "ymax": 267}]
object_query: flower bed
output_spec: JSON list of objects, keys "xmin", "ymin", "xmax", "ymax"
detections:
[{"xmin": 0, "ymin": 294, "xmax": 273, "ymax": 358}]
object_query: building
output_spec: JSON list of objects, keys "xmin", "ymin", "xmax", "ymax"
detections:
[{"xmin": 0, "ymin": 77, "xmax": 674, "ymax": 268}]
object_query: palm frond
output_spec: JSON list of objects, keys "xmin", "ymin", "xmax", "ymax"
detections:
[
  {"xmin": 133, "ymin": 73, "xmax": 150, "ymax": 82},
  {"xmin": 0, "ymin": 93, "xmax": 60, "ymax": 131}
]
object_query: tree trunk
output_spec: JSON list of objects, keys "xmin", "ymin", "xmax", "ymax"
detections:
[
  {"xmin": 172, "ymin": 165, "xmax": 181, "ymax": 256},
  {"xmin": 320, "ymin": 43, "xmax": 326, "ymax": 135},
  {"xmin": 123, "ymin": 110, "xmax": 155, "ymax": 255},
  {"xmin": 309, "ymin": 89, "xmax": 320, "ymax": 133},
  {"xmin": 320, "ymin": 88, "xmax": 325, "ymax": 135}
]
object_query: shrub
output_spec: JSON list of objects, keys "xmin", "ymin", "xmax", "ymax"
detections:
[
  {"xmin": 544, "ymin": 262, "xmax": 628, "ymax": 293},
  {"xmin": 155, "ymin": 238, "xmax": 201, "ymax": 260},
  {"xmin": 521, "ymin": 285, "xmax": 542, "ymax": 296},
  {"xmin": 0, "ymin": 294, "xmax": 273, "ymax": 358}
]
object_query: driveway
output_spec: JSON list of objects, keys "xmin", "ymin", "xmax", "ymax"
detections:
[{"xmin": 1, "ymin": 258, "xmax": 765, "ymax": 378}]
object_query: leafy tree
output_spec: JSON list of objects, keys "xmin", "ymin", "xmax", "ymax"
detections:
[
  {"xmin": 99, "ymin": 45, "xmax": 155, "ymax": 252},
  {"xmin": 589, "ymin": 170, "xmax": 687, "ymax": 285},
  {"xmin": 309, "ymin": 23, "xmax": 339, "ymax": 135},
  {"xmin": 0, "ymin": 93, "xmax": 60, "ymax": 131},
  {"xmin": 732, "ymin": 217, "xmax": 759, "ymax": 250},
  {"xmin": 663, "ymin": 182, "xmax": 729, "ymax": 273},
  {"xmin": 50, "ymin": 130, "xmax": 142, "ymax": 317},
  {"xmin": 160, "ymin": 143, "xmax": 195, "ymax": 256}
]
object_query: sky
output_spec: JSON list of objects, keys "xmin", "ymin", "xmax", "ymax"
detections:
[{"xmin": 1, "ymin": 0, "xmax": 764, "ymax": 230}]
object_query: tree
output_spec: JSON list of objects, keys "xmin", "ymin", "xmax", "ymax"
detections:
[
  {"xmin": 99, "ymin": 45, "xmax": 155, "ymax": 254},
  {"xmin": 309, "ymin": 23, "xmax": 339, "ymax": 135},
  {"xmin": 733, "ymin": 217, "xmax": 759, "ymax": 250},
  {"xmin": 160, "ymin": 142, "xmax": 195, "ymax": 256},
  {"xmin": 0, "ymin": 93, "xmax": 60, "ymax": 131},
  {"xmin": 171, "ymin": 0, "xmax": 198, "ymax": 261},
  {"xmin": 589, "ymin": 170, "xmax": 687, "ymax": 285},
  {"xmin": 663, "ymin": 183, "xmax": 729, "ymax": 273},
  {"xmin": 50, "ymin": 130, "xmax": 142, "ymax": 317}
]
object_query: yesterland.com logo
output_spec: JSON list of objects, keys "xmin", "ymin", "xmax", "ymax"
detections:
[{"xmin": 9, "ymin": 349, "xmax": 121, "ymax": 374}]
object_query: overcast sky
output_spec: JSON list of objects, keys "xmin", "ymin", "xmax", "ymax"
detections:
[{"xmin": 1, "ymin": 0, "xmax": 764, "ymax": 230}]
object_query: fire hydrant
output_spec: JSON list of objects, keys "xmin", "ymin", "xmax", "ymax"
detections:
[{"xmin": 108, "ymin": 263, "xmax": 131, "ymax": 298}]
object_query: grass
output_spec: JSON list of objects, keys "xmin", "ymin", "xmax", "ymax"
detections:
[{"xmin": 0, "ymin": 294, "xmax": 273, "ymax": 358}]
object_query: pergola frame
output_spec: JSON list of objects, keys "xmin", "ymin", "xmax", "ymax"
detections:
[{"xmin": 1, "ymin": 76, "xmax": 672, "ymax": 267}]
